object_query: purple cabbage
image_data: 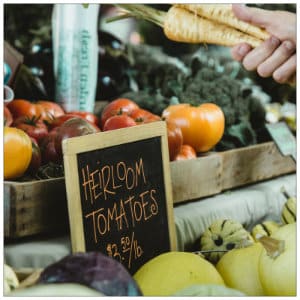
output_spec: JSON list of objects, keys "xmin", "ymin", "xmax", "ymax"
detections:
[{"xmin": 38, "ymin": 252, "xmax": 142, "ymax": 296}]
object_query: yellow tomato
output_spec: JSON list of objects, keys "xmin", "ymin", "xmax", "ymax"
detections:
[{"xmin": 4, "ymin": 127, "xmax": 32, "ymax": 180}]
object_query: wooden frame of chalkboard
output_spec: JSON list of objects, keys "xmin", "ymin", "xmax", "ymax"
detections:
[{"xmin": 62, "ymin": 121, "xmax": 176, "ymax": 274}]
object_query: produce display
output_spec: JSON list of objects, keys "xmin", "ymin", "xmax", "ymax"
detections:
[
  {"xmin": 4, "ymin": 96, "xmax": 226, "ymax": 181},
  {"xmin": 4, "ymin": 3, "xmax": 296, "ymax": 298},
  {"xmin": 3, "ymin": 100, "xmax": 101, "ymax": 180},
  {"xmin": 3, "ymin": 179, "xmax": 297, "ymax": 297},
  {"xmin": 5, "ymin": 217, "xmax": 296, "ymax": 296}
]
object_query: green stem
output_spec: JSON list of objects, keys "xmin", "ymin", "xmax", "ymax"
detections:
[{"xmin": 114, "ymin": 4, "xmax": 166, "ymax": 28}]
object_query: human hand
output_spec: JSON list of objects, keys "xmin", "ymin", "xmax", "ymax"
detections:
[{"xmin": 230, "ymin": 4, "xmax": 296, "ymax": 84}]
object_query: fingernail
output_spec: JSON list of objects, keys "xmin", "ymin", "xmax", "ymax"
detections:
[
  {"xmin": 284, "ymin": 40, "xmax": 295, "ymax": 51},
  {"xmin": 238, "ymin": 44, "xmax": 249, "ymax": 56},
  {"xmin": 270, "ymin": 36, "xmax": 280, "ymax": 46}
]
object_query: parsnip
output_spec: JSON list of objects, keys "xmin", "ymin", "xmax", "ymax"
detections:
[
  {"xmin": 164, "ymin": 6, "xmax": 262, "ymax": 48},
  {"xmin": 115, "ymin": 4, "xmax": 296, "ymax": 87},
  {"xmin": 117, "ymin": 4, "xmax": 262, "ymax": 48},
  {"xmin": 176, "ymin": 4, "xmax": 270, "ymax": 41}
]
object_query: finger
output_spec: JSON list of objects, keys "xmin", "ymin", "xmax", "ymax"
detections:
[
  {"xmin": 230, "ymin": 43, "xmax": 252, "ymax": 62},
  {"xmin": 232, "ymin": 4, "xmax": 274, "ymax": 28},
  {"xmin": 257, "ymin": 40, "xmax": 296, "ymax": 78},
  {"xmin": 273, "ymin": 54, "xmax": 296, "ymax": 84},
  {"xmin": 242, "ymin": 36, "xmax": 281, "ymax": 71},
  {"xmin": 232, "ymin": 5, "xmax": 296, "ymax": 42}
]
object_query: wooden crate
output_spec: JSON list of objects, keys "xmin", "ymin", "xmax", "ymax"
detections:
[
  {"xmin": 4, "ymin": 141, "xmax": 296, "ymax": 238},
  {"xmin": 4, "ymin": 178, "xmax": 69, "ymax": 239},
  {"xmin": 171, "ymin": 142, "xmax": 296, "ymax": 203}
]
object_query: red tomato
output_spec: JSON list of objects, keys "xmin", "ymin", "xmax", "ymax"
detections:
[
  {"xmin": 7, "ymin": 99, "xmax": 65, "ymax": 122},
  {"xmin": 166, "ymin": 120, "xmax": 183, "ymax": 161},
  {"xmin": 48, "ymin": 113, "xmax": 101, "ymax": 132},
  {"xmin": 130, "ymin": 108, "xmax": 161, "ymax": 124},
  {"xmin": 100, "ymin": 98, "xmax": 139, "ymax": 129},
  {"xmin": 174, "ymin": 144, "xmax": 197, "ymax": 161},
  {"xmin": 54, "ymin": 117, "xmax": 99, "ymax": 158},
  {"xmin": 4, "ymin": 106, "xmax": 13, "ymax": 126},
  {"xmin": 103, "ymin": 115, "xmax": 137, "ymax": 131},
  {"xmin": 47, "ymin": 114, "xmax": 79, "ymax": 130},
  {"xmin": 40, "ymin": 127, "xmax": 61, "ymax": 164},
  {"xmin": 36, "ymin": 100, "xmax": 65, "ymax": 122},
  {"xmin": 67, "ymin": 111, "xmax": 99, "ymax": 126},
  {"xmin": 13, "ymin": 116, "xmax": 49, "ymax": 144},
  {"xmin": 162, "ymin": 103, "xmax": 225, "ymax": 152}
]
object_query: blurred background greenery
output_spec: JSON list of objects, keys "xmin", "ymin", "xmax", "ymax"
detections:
[{"xmin": 4, "ymin": 4, "xmax": 296, "ymax": 151}]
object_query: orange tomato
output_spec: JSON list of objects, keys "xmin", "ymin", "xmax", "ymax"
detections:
[
  {"xmin": 162, "ymin": 103, "xmax": 225, "ymax": 152},
  {"xmin": 174, "ymin": 144, "xmax": 197, "ymax": 161},
  {"xmin": 7, "ymin": 99, "xmax": 65, "ymax": 122},
  {"xmin": 4, "ymin": 127, "xmax": 33, "ymax": 180},
  {"xmin": 7, "ymin": 99, "xmax": 36, "ymax": 119}
]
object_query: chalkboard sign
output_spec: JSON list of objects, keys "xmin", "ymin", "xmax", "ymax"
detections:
[{"xmin": 62, "ymin": 121, "xmax": 176, "ymax": 274}]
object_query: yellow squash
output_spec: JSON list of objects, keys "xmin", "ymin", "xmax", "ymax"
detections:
[
  {"xmin": 216, "ymin": 243, "xmax": 264, "ymax": 296},
  {"xmin": 134, "ymin": 251, "xmax": 224, "ymax": 296}
]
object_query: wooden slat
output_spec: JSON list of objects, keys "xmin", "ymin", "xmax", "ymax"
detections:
[
  {"xmin": 170, "ymin": 153, "xmax": 222, "ymax": 203},
  {"xmin": 221, "ymin": 142, "xmax": 296, "ymax": 190},
  {"xmin": 171, "ymin": 142, "xmax": 295, "ymax": 204},
  {"xmin": 4, "ymin": 178, "xmax": 68, "ymax": 238}
]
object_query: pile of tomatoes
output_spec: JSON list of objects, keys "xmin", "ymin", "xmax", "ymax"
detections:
[
  {"xmin": 99, "ymin": 98, "xmax": 225, "ymax": 162},
  {"xmin": 4, "ymin": 99, "xmax": 100, "ymax": 180},
  {"xmin": 4, "ymin": 97, "xmax": 225, "ymax": 181}
]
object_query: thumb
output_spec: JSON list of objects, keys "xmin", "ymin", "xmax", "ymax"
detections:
[{"xmin": 232, "ymin": 4, "xmax": 275, "ymax": 29}]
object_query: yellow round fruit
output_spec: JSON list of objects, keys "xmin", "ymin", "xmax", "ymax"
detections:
[
  {"xmin": 133, "ymin": 251, "xmax": 224, "ymax": 296},
  {"xmin": 4, "ymin": 126, "xmax": 32, "ymax": 180},
  {"xmin": 259, "ymin": 223, "xmax": 296, "ymax": 296},
  {"xmin": 216, "ymin": 243, "xmax": 264, "ymax": 296}
]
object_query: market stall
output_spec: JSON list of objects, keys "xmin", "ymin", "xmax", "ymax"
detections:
[{"xmin": 3, "ymin": 3, "xmax": 297, "ymax": 297}]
